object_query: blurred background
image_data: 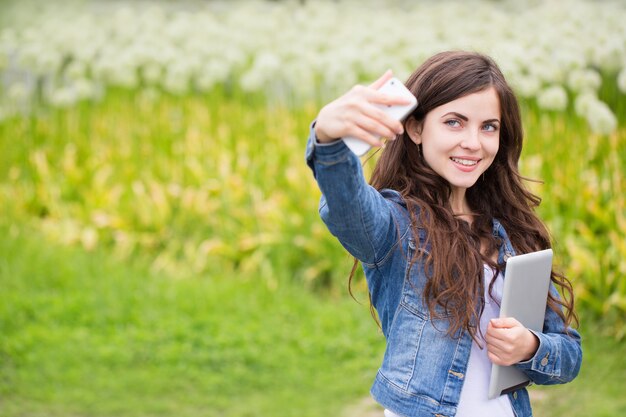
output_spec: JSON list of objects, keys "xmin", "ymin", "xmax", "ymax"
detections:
[{"xmin": 0, "ymin": 0, "xmax": 624, "ymax": 416}]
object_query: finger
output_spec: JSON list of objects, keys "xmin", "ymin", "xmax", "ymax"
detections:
[
  {"xmin": 488, "ymin": 350, "xmax": 501, "ymax": 362},
  {"xmin": 487, "ymin": 327, "xmax": 517, "ymax": 344},
  {"xmin": 341, "ymin": 96, "xmax": 404, "ymax": 135},
  {"xmin": 369, "ymin": 69, "xmax": 393, "ymax": 90},
  {"xmin": 358, "ymin": 105, "xmax": 405, "ymax": 136},
  {"xmin": 490, "ymin": 317, "xmax": 522, "ymax": 329},
  {"xmin": 487, "ymin": 350, "xmax": 507, "ymax": 366},
  {"xmin": 356, "ymin": 114, "xmax": 403, "ymax": 140},
  {"xmin": 346, "ymin": 125, "xmax": 385, "ymax": 148},
  {"xmin": 349, "ymin": 84, "xmax": 411, "ymax": 107},
  {"xmin": 363, "ymin": 88, "xmax": 415, "ymax": 107},
  {"xmin": 489, "ymin": 350, "xmax": 515, "ymax": 366},
  {"xmin": 486, "ymin": 333, "xmax": 509, "ymax": 352},
  {"xmin": 487, "ymin": 341, "xmax": 517, "ymax": 365},
  {"xmin": 487, "ymin": 338, "xmax": 514, "ymax": 356}
]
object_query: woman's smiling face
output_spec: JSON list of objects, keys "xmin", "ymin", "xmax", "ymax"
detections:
[{"xmin": 408, "ymin": 87, "xmax": 501, "ymax": 206}]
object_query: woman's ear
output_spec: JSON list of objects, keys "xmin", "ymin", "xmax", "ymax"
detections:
[{"xmin": 405, "ymin": 118, "xmax": 422, "ymax": 145}]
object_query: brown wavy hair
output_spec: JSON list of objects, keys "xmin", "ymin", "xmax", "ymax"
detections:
[{"xmin": 356, "ymin": 51, "xmax": 577, "ymax": 339}]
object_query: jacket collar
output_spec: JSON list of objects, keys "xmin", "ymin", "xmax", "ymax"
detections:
[{"xmin": 493, "ymin": 218, "xmax": 516, "ymax": 264}]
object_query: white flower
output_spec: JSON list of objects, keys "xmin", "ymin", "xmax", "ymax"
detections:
[
  {"xmin": 537, "ymin": 85, "xmax": 568, "ymax": 111},
  {"xmin": 240, "ymin": 69, "xmax": 264, "ymax": 93},
  {"xmin": 530, "ymin": 61, "xmax": 567, "ymax": 85},
  {"xmin": 7, "ymin": 82, "xmax": 29, "ymax": 103},
  {"xmin": 163, "ymin": 63, "xmax": 191, "ymax": 95},
  {"xmin": 65, "ymin": 60, "xmax": 87, "ymax": 80},
  {"xmin": 591, "ymin": 38, "xmax": 626, "ymax": 72},
  {"xmin": 239, "ymin": 52, "xmax": 283, "ymax": 93},
  {"xmin": 110, "ymin": 65, "xmax": 139, "ymax": 89},
  {"xmin": 252, "ymin": 52, "xmax": 282, "ymax": 75},
  {"xmin": 73, "ymin": 78, "xmax": 95, "ymax": 101},
  {"xmin": 585, "ymin": 100, "xmax": 617, "ymax": 135},
  {"xmin": 139, "ymin": 87, "xmax": 160, "ymax": 103},
  {"xmin": 37, "ymin": 50, "xmax": 64, "ymax": 75},
  {"xmin": 511, "ymin": 75, "xmax": 542, "ymax": 99},
  {"xmin": 1, "ymin": 0, "xmax": 625, "ymax": 111},
  {"xmin": 195, "ymin": 61, "xmax": 230, "ymax": 92},
  {"xmin": 141, "ymin": 62, "xmax": 162, "ymax": 84},
  {"xmin": 574, "ymin": 91, "xmax": 599, "ymax": 117},
  {"xmin": 567, "ymin": 69, "xmax": 602, "ymax": 93},
  {"xmin": 48, "ymin": 87, "xmax": 78, "ymax": 108}
]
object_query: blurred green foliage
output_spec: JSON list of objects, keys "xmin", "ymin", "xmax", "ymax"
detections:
[
  {"xmin": 1, "ymin": 81, "xmax": 625, "ymax": 334},
  {"xmin": 0, "ymin": 222, "xmax": 384, "ymax": 416}
]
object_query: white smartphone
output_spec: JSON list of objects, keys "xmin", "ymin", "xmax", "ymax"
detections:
[{"xmin": 342, "ymin": 77, "xmax": 418, "ymax": 156}]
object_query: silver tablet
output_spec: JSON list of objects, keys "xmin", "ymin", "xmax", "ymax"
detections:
[{"xmin": 488, "ymin": 249, "xmax": 553, "ymax": 399}]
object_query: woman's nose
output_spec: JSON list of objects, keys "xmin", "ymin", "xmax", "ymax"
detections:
[{"xmin": 460, "ymin": 129, "xmax": 481, "ymax": 150}]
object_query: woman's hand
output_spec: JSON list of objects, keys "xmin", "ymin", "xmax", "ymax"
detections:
[
  {"xmin": 485, "ymin": 317, "xmax": 540, "ymax": 366},
  {"xmin": 314, "ymin": 70, "xmax": 411, "ymax": 147}
]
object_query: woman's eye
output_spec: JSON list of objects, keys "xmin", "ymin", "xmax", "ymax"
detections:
[
  {"xmin": 445, "ymin": 119, "xmax": 461, "ymax": 127},
  {"xmin": 483, "ymin": 123, "xmax": 499, "ymax": 132}
]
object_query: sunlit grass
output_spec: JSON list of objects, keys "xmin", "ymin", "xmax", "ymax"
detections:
[
  {"xmin": 0, "ymin": 222, "xmax": 382, "ymax": 417},
  {"xmin": 1, "ymin": 223, "xmax": 625, "ymax": 417},
  {"xmin": 532, "ymin": 323, "xmax": 626, "ymax": 417}
]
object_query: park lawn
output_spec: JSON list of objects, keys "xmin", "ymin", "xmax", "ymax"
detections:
[
  {"xmin": 0, "ymin": 222, "xmax": 383, "ymax": 417},
  {"xmin": 2, "ymin": 224, "xmax": 626, "ymax": 417},
  {"xmin": 531, "ymin": 325, "xmax": 626, "ymax": 417}
]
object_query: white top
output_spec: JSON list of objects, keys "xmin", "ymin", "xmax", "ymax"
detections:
[{"xmin": 384, "ymin": 265, "xmax": 515, "ymax": 417}]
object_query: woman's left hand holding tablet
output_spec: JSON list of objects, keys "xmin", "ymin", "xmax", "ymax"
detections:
[
  {"xmin": 314, "ymin": 70, "xmax": 410, "ymax": 148},
  {"xmin": 485, "ymin": 317, "xmax": 540, "ymax": 366}
]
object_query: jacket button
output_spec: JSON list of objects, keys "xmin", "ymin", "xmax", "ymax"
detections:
[
  {"xmin": 540, "ymin": 357, "xmax": 549, "ymax": 366},
  {"xmin": 513, "ymin": 392, "xmax": 518, "ymax": 400}
]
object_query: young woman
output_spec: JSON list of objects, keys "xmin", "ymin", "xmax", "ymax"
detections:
[{"xmin": 305, "ymin": 51, "xmax": 582, "ymax": 417}]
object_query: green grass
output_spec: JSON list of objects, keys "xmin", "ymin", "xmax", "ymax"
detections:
[
  {"xmin": 2, "ymin": 218, "xmax": 626, "ymax": 417},
  {"xmin": 532, "ymin": 325, "xmax": 626, "ymax": 417},
  {"xmin": 0, "ymin": 222, "xmax": 383, "ymax": 417}
]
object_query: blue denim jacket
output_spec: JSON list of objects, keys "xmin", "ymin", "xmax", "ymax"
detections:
[{"xmin": 305, "ymin": 124, "xmax": 582, "ymax": 417}]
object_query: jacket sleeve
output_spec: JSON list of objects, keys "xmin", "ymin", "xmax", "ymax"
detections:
[
  {"xmin": 514, "ymin": 285, "xmax": 583, "ymax": 385},
  {"xmin": 305, "ymin": 121, "xmax": 398, "ymax": 265}
]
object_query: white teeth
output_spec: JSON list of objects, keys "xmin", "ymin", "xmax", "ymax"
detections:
[{"xmin": 451, "ymin": 157, "xmax": 478, "ymax": 166}]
